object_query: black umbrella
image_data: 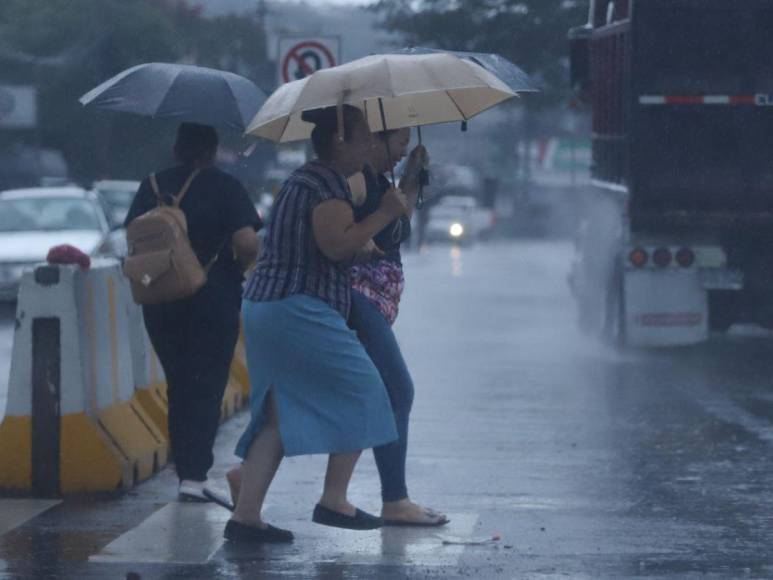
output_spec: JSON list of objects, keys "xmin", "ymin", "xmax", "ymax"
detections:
[
  {"xmin": 79, "ymin": 62, "xmax": 266, "ymax": 132},
  {"xmin": 393, "ymin": 48, "xmax": 539, "ymax": 94}
]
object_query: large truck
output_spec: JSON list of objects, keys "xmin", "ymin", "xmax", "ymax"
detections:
[{"xmin": 568, "ymin": 0, "xmax": 773, "ymax": 346}]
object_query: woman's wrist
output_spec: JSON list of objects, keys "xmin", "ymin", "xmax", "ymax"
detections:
[{"xmin": 399, "ymin": 173, "xmax": 419, "ymax": 193}]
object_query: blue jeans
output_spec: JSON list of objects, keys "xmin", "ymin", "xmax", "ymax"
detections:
[{"xmin": 348, "ymin": 290, "xmax": 415, "ymax": 502}]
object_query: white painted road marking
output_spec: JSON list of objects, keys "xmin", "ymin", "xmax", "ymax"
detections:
[
  {"xmin": 90, "ymin": 504, "xmax": 477, "ymax": 567},
  {"xmin": 0, "ymin": 499, "xmax": 61, "ymax": 536},
  {"xmin": 267, "ymin": 513, "xmax": 478, "ymax": 568},
  {"xmin": 90, "ymin": 503, "xmax": 231, "ymax": 565}
]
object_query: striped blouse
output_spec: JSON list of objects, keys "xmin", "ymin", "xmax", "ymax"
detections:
[{"xmin": 243, "ymin": 161, "xmax": 354, "ymax": 318}]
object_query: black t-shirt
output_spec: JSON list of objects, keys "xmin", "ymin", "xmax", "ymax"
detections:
[
  {"xmin": 353, "ymin": 165, "xmax": 411, "ymax": 265},
  {"xmin": 125, "ymin": 165, "xmax": 261, "ymax": 298}
]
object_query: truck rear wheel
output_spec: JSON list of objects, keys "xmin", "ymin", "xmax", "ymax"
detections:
[{"xmin": 708, "ymin": 292, "xmax": 736, "ymax": 332}]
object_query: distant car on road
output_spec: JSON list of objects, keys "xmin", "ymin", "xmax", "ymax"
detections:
[
  {"xmin": 426, "ymin": 196, "xmax": 478, "ymax": 245},
  {"xmin": 426, "ymin": 195, "xmax": 496, "ymax": 245},
  {"xmin": 91, "ymin": 179, "xmax": 140, "ymax": 226},
  {"xmin": 0, "ymin": 186, "xmax": 123, "ymax": 300}
]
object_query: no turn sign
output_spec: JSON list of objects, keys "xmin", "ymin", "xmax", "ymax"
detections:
[{"xmin": 278, "ymin": 36, "xmax": 340, "ymax": 84}]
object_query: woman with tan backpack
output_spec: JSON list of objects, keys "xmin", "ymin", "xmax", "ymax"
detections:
[{"xmin": 124, "ymin": 122, "xmax": 261, "ymax": 501}]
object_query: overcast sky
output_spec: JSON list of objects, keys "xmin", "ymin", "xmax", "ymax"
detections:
[{"xmin": 193, "ymin": 0, "xmax": 395, "ymax": 65}]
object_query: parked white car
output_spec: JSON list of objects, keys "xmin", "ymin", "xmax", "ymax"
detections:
[
  {"xmin": 0, "ymin": 186, "xmax": 123, "ymax": 300},
  {"xmin": 91, "ymin": 179, "xmax": 140, "ymax": 226}
]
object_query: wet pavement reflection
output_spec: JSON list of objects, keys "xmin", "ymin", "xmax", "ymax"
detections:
[{"xmin": 1, "ymin": 241, "xmax": 772, "ymax": 578}]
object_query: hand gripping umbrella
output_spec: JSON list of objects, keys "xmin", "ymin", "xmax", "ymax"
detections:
[
  {"xmin": 390, "ymin": 49, "xmax": 538, "ymax": 204},
  {"xmin": 79, "ymin": 62, "xmax": 266, "ymax": 132}
]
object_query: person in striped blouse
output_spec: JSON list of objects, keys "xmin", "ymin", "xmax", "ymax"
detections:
[{"xmin": 222, "ymin": 105, "xmax": 410, "ymax": 543}]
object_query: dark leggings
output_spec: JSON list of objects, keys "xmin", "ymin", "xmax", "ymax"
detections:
[
  {"xmin": 349, "ymin": 290, "xmax": 415, "ymax": 502},
  {"xmin": 143, "ymin": 285, "xmax": 240, "ymax": 482}
]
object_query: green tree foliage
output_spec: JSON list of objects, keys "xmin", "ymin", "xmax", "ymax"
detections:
[
  {"xmin": 0, "ymin": 0, "xmax": 266, "ymax": 184},
  {"xmin": 372, "ymin": 0, "xmax": 589, "ymax": 106}
]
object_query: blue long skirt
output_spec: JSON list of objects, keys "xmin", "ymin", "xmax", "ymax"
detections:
[{"xmin": 235, "ymin": 294, "xmax": 398, "ymax": 458}]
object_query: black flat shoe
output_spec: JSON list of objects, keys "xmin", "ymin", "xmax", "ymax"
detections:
[
  {"xmin": 224, "ymin": 519, "xmax": 294, "ymax": 543},
  {"xmin": 312, "ymin": 503, "xmax": 382, "ymax": 530}
]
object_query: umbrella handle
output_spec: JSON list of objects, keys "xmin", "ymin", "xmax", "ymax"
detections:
[
  {"xmin": 377, "ymin": 98, "xmax": 397, "ymax": 187},
  {"xmin": 416, "ymin": 126, "xmax": 427, "ymax": 210}
]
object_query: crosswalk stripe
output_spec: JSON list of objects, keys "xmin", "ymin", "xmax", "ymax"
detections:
[
  {"xmin": 271, "ymin": 513, "xmax": 479, "ymax": 567},
  {"xmin": 90, "ymin": 504, "xmax": 478, "ymax": 567},
  {"xmin": 0, "ymin": 499, "xmax": 61, "ymax": 536},
  {"xmin": 90, "ymin": 503, "xmax": 231, "ymax": 565},
  {"xmin": 213, "ymin": 511, "xmax": 480, "ymax": 570}
]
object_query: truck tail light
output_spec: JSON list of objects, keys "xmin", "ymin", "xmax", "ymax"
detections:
[
  {"xmin": 629, "ymin": 248, "xmax": 648, "ymax": 268},
  {"xmin": 653, "ymin": 247, "xmax": 673, "ymax": 268},
  {"xmin": 675, "ymin": 248, "xmax": 695, "ymax": 268}
]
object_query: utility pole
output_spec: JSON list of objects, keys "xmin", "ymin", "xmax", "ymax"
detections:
[
  {"xmin": 256, "ymin": 0, "xmax": 267, "ymax": 24},
  {"xmin": 254, "ymin": 0, "xmax": 275, "ymax": 93},
  {"xmin": 256, "ymin": 0, "xmax": 269, "ymax": 62}
]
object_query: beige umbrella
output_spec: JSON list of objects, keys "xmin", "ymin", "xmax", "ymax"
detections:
[{"xmin": 245, "ymin": 52, "xmax": 518, "ymax": 143}]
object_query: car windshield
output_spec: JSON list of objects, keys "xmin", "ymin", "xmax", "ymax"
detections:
[
  {"xmin": 98, "ymin": 188, "xmax": 135, "ymax": 210},
  {"xmin": 0, "ymin": 197, "xmax": 102, "ymax": 232},
  {"xmin": 431, "ymin": 206, "xmax": 470, "ymax": 219}
]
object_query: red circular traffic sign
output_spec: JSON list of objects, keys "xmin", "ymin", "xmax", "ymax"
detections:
[{"xmin": 281, "ymin": 41, "xmax": 336, "ymax": 83}]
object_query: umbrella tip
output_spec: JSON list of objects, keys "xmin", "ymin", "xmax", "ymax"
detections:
[{"xmin": 461, "ymin": 121, "xmax": 468, "ymax": 132}]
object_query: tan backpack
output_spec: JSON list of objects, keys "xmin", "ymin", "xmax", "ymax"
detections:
[{"xmin": 123, "ymin": 169, "xmax": 211, "ymax": 305}]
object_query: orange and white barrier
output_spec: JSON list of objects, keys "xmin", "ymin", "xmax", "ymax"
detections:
[
  {"xmin": 0, "ymin": 259, "xmax": 252, "ymax": 496},
  {"xmin": 128, "ymin": 302, "xmax": 168, "ymax": 438},
  {"xmin": 0, "ymin": 260, "xmax": 166, "ymax": 494}
]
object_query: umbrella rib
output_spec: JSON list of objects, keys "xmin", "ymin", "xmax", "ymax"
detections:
[
  {"xmin": 223, "ymin": 79, "xmax": 246, "ymax": 131},
  {"xmin": 384, "ymin": 58, "xmax": 396, "ymax": 99},
  {"xmin": 279, "ymin": 112, "xmax": 292, "ymax": 142},
  {"xmin": 445, "ymin": 90, "xmax": 469, "ymax": 122}
]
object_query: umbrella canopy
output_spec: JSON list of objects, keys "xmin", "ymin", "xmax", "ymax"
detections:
[
  {"xmin": 246, "ymin": 52, "xmax": 518, "ymax": 143},
  {"xmin": 393, "ymin": 48, "xmax": 539, "ymax": 94},
  {"xmin": 79, "ymin": 62, "xmax": 266, "ymax": 132}
]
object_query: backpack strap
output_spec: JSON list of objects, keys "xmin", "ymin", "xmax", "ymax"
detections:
[
  {"xmin": 148, "ymin": 169, "xmax": 200, "ymax": 207},
  {"xmin": 149, "ymin": 173, "xmax": 162, "ymax": 206},
  {"xmin": 173, "ymin": 169, "xmax": 201, "ymax": 207}
]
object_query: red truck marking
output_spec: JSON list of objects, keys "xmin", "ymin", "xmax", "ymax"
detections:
[
  {"xmin": 639, "ymin": 95, "xmax": 766, "ymax": 106},
  {"xmin": 635, "ymin": 313, "xmax": 703, "ymax": 327}
]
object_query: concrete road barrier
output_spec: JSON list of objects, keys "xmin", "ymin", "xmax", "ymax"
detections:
[
  {"xmin": 0, "ymin": 261, "xmax": 167, "ymax": 495},
  {"xmin": 128, "ymin": 305, "xmax": 168, "ymax": 439},
  {"xmin": 0, "ymin": 259, "xmax": 251, "ymax": 496}
]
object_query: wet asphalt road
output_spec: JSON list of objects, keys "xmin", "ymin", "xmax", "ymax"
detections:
[{"xmin": 1, "ymin": 240, "xmax": 773, "ymax": 579}]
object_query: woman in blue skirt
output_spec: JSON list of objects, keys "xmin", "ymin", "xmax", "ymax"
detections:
[{"xmin": 222, "ymin": 105, "xmax": 409, "ymax": 543}]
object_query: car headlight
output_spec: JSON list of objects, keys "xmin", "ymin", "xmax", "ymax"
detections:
[{"xmin": 449, "ymin": 223, "xmax": 464, "ymax": 238}]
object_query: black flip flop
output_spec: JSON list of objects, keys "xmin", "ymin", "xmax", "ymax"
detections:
[
  {"xmin": 312, "ymin": 503, "xmax": 382, "ymax": 530},
  {"xmin": 203, "ymin": 487, "xmax": 235, "ymax": 512}
]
